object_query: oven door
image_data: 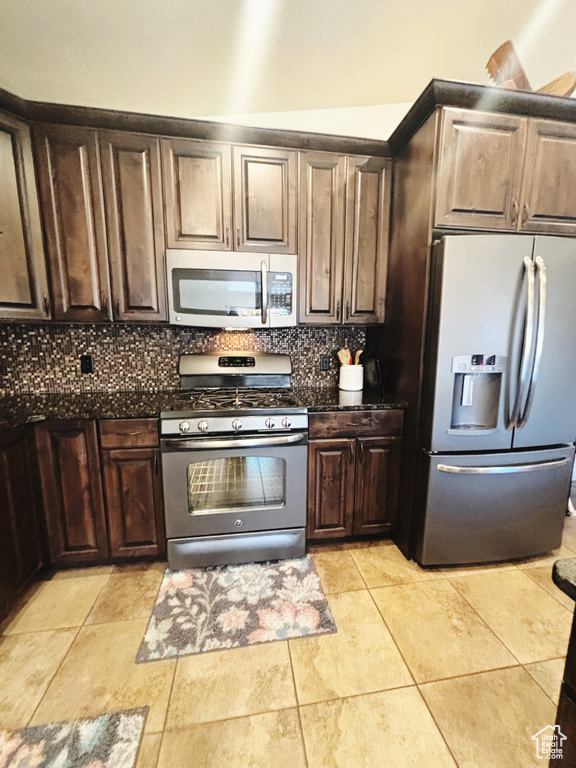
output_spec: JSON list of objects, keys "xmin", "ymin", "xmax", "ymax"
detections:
[{"xmin": 161, "ymin": 432, "xmax": 307, "ymax": 538}]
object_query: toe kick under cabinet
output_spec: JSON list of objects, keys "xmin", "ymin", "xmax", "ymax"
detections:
[
  {"xmin": 35, "ymin": 418, "xmax": 165, "ymax": 567},
  {"xmin": 306, "ymin": 409, "xmax": 403, "ymax": 540}
]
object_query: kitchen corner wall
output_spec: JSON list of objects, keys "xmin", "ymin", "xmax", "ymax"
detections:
[{"xmin": 0, "ymin": 324, "xmax": 367, "ymax": 395}]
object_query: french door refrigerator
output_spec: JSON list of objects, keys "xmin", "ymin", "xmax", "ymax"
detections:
[{"xmin": 416, "ymin": 234, "xmax": 576, "ymax": 566}]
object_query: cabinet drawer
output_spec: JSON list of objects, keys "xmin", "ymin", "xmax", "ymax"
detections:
[
  {"xmin": 99, "ymin": 419, "xmax": 159, "ymax": 448},
  {"xmin": 309, "ymin": 409, "xmax": 403, "ymax": 439}
]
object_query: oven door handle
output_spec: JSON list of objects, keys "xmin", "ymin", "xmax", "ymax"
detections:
[{"xmin": 162, "ymin": 433, "xmax": 306, "ymax": 450}]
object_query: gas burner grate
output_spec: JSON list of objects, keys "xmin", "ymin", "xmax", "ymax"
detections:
[{"xmin": 167, "ymin": 387, "xmax": 301, "ymax": 412}]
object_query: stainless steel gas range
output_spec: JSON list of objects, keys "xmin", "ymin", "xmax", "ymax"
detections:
[{"xmin": 160, "ymin": 352, "xmax": 308, "ymax": 569}]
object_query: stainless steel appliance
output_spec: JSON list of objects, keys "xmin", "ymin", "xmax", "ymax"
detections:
[
  {"xmin": 166, "ymin": 250, "xmax": 297, "ymax": 328},
  {"xmin": 417, "ymin": 234, "xmax": 576, "ymax": 565},
  {"xmin": 161, "ymin": 352, "xmax": 308, "ymax": 569}
]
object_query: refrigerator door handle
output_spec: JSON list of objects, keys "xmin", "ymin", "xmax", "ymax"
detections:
[
  {"xmin": 517, "ymin": 256, "xmax": 547, "ymax": 429},
  {"xmin": 437, "ymin": 457, "xmax": 570, "ymax": 474},
  {"xmin": 507, "ymin": 256, "xmax": 535, "ymax": 429}
]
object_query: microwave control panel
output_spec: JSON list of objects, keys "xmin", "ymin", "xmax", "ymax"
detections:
[{"xmin": 269, "ymin": 273, "xmax": 293, "ymax": 315}]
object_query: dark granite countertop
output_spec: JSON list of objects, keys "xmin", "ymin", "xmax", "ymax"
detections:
[
  {"xmin": 553, "ymin": 558, "xmax": 576, "ymax": 602},
  {"xmin": 294, "ymin": 387, "xmax": 406, "ymax": 412},
  {"xmin": 0, "ymin": 391, "xmax": 176, "ymax": 431}
]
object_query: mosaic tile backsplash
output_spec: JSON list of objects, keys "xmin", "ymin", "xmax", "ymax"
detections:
[{"xmin": 0, "ymin": 324, "xmax": 367, "ymax": 395}]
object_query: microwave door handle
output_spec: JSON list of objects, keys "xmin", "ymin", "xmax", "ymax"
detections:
[{"xmin": 261, "ymin": 261, "xmax": 268, "ymax": 325}]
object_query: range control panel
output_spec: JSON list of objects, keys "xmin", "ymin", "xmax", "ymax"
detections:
[{"xmin": 451, "ymin": 354, "xmax": 506, "ymax": 373}]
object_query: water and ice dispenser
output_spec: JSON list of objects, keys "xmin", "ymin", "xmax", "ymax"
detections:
[{"xmin": 450, "ymin": 354, "xmax": 506, "ymax": 431}]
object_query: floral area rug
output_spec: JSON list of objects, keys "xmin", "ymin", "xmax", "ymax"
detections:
[
  {"xmin": 0, "ymin": 707, "xmax": 148, "ymax": 768},
  {"xmin": 136, "ymin": 556, "xmax": 337, "ymax": 662}
]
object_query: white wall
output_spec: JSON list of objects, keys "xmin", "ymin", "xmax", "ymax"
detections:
[{"xmin": 202, "ymin": 102, "xmax": 414, "ymax": 141}]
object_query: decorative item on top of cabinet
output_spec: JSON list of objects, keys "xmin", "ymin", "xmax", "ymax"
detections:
[
  {"xmin": 33, "ymin": 124, "xmax": 112, "ymax": 322},
  {"xmin": 0, "ymin": 111, "xmax": 50, "ymax": 321},
  {"xmin": 162, "ymin": 138, "xmax": 297, "ymax": 254},
  {"xmin": 99, "ymin": 419, "xmax": 165, "ymax": 559},
  {"xmin": 35, "ymin": 420, "xmax": 109, "ymax": 566},
  {"xmin": 299, "ymin": 152, "xmax": 390, "ymax": 325},
  {"xmin": 99, "ymin": 132, "xmax": 167, "ymax": 321},
  {"xmin": 519, "ymin": 118, "xmax": 576, "ymax": 234},
  {"xmin": 307, "ymin": 409, "xmax": 403, "ymax": 540},
  {"xmin": 0, "ymin": 426, "xmax": 43, "ymax": 623}
]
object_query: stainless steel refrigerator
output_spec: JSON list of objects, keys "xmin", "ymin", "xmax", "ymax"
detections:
[{"xmin": 416, "ymin": 234, "xmax": 576, "ymax": 566}]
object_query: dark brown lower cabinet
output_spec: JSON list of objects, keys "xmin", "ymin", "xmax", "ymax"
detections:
[
  {"xmin": 101, "ymin": 447, "xmax": 165, "ymax": 558},
  {"xmin": 35, "ymin": 421, "xmax": 109, "ymax": 566},
  {"xmin": 0, "ymin": 427, "xmax": 43, "ymax": 623},
  {"xmin": 306, "ymin": 410, "xmax": 403, "ymax": 541}
]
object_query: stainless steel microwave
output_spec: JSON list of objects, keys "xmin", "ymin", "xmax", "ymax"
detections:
[{"xmin": 166, "ymin": 250, "xmax": 298, "ymax": 328}]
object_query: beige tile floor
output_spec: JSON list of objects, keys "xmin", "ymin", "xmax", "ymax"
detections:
[{"xmin": 1, "ymin": 520, "xmax": 576, "ymax": 767}]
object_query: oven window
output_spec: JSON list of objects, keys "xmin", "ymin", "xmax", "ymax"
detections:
[
  {"xmin": 173, "ymin": 268, "xmax": 262, "ymax": 317},
  {"xmin": 187, "ymin": 456, "xmax": 286, "ymax": 513}
]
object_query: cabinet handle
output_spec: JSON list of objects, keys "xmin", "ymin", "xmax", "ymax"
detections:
[
  {"xmin": 359, "ymin": 441, "xmax": 365, "ymax": 462},
  {"xmin": 101, "ymin": 293, "xmax": 109, "ymax": 317},
  {"xmin": 346, "ymin": 300, "xmax": 350, "ymax": 320},
  {"xmin": 336, "ymin": 300, "xmax": 341, "ymax": 322},
  {"xmin": 114, "ymin": 298, "xmax": 120, "ymax": 317},
  {"xmin": 521, "ymin": 203, "xmax": 530, "ymax": 227},
  {"xmin": 236, "ymin": 225, "xmax": 241, "ymax": 248},
  {"xmin": 42, "ymin": 294, "xmax": 50, "ymax": 315},
  {"xmin": 511, "ymin": 200, "xmax": 519, "ymax": 227},
  {"xmin": 225, "ymin": 226, "xmax": 230, "ymax": 248},
  {"xmin": 154, "ymin": 451, "xmax": 159, "ymax": 474}
]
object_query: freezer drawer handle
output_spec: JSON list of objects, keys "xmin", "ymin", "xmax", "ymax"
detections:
[
  {"xmin": 163, "ymin": 433, "xmax": 305, "ymax": 450},
  {"xmin": 437, "ymin": 457, "xmax": 570, "ymax": 475}
]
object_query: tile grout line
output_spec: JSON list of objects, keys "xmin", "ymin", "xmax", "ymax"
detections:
[
  {"xmin": 26, "ymin": 570, "xmax": 113, "ymax": 727},
  {"xmin": 522, "ymin": 658, "xmax": 566, "ymax": 707},
  {"xmin": 287, "ymin": 641, "xmax": 310, "ymax": 768},
  {"xmin": 365, "ymin": 586, "xmax": 417, "ymax": 688},
  {"xmin": 521, "ymin": 566, "xmax": 576, "ymax": 612},
  {"xmin": 414, "ymin": 681, "xmax": 461, "ymax": 768}
]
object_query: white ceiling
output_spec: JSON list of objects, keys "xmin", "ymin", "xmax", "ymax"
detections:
[{"xmin": 0, "ymin": 0, "xmax": 574, "ymax": 131}]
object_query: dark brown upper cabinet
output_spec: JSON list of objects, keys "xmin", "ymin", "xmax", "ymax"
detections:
[
  {"xmin": 162, "ymin": 139, "xmax": 233, "ymax": 251},
  {"xmin": 520, "ymin": 118, "xmax": 576, "ymax": 234},
  {"xmin": 435, "ymin": 109, "xmax": 527, "ymax": 231},
  {"xmin": 162, "ymin": 139, "xmax": 297, "ymax": 254},
  {"xmin": 34, "ymin": 124, "xmax": 112, "ymax": 322},
  {"xmin": 343, "ymin": 156, "xmax": 390, "ymax": 324},
  {"xmin": 233, "ymin": 145, "xmax": 297, "ymax": 253},
  {"xmin": 0, "ymin": 112, "xmax": 50, "ymax": 321},
  {"xmin": 298, "ymin": 152, "xmax": 346, "ymax": 324},
  {"xmin": 299, "ymin": 152, "xmax": 390, "ymax": 325},
  {"xmin": 99, "ymin": 132, "xmax": 167, "ymax": 321}
]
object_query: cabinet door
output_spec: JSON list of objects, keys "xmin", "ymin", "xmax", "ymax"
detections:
[
  {"xmin": 0, "ymin": 428, "xmax": 43, "ymax": 623},
  {"xmin": 353, "ymin": 436, "xmax": 402, "ymax": 536},
  {"xmin": 343, "ymin": 157, "xmax": 390, "ymax": 324},
  {"xmin": 233, "ymin": 145, "xmax": 297, "ymax": 253},
  {"xmin": 0, "ymin": 113, "xmax": 50, "ymax": 321},
  {"xmin": 435, "ymin": 109, "xmax": 527, "ymax": 230},
  {"xmin": 307, "ymin": 438, "xmax": 355, "ymax": 540},
  {"xmin": 102, "ymin": 447, "xmax": 165, "ymax": 559},
  {"xmin": 299, "ymin": 152, "xmax": 346, "ymax": 324},
  {"xmin": 36, "ymin": 421, "xmax": 109, "ymax": 566},
  {"xmin": 34, "ymin": 125, "xmax": 111, "ymax": 321},
  {"xmin": 162, "ymin": 138, "xmax": 232, "ymax": 250},
  {"xmin": 99, "ymin": 132, "xmax": 167, "ymax": 321},
  {"xmin": 520, "ymin": 119, "xmax": 576, "ymax": 234}
]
